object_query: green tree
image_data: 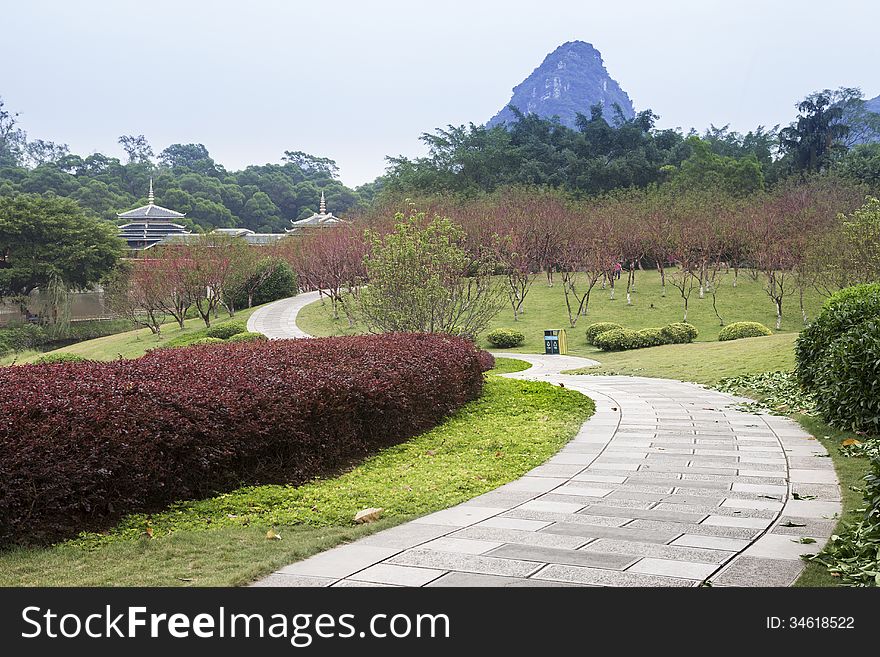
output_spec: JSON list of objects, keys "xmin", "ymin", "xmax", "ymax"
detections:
[
  {"xmin": 117, "ymin": 134, "xmax": 154, "ymax": 164},
  {"xmin": 667, "ymin": 137, "xmax": 764, "ymax": 196},
  {"xmin": 780, "ymin": 91, "xmax": 850, "ymax": 174},
  {"xmin": 0, "ymin": 194, "xmax": 124, "ymax": 300},
  {"xmin": 360, "ymin": 213, "xmax": 504, "ymax": 336},
  {"xmin": 837, "ymin": 143, "xmax": 880, "ymax": 187}
]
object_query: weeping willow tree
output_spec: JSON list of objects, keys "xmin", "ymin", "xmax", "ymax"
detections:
[{"xmin": 46, "ymin": 272, "xmax": 71, "ymax": 339}]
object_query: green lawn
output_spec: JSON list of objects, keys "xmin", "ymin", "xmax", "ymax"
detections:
[
  {"xmin": 0, "ymin": 358, "xmax": 596, "ymax": 586},
  {"xmin": 297, "ymin": 269, "xmax": 827, "ymax": 357},
  {"xmin": 568, "ymin": 333, "xmax": 798, "ymax": 385},
  {"xmin": 4, "ymin": 305, "xmax": 266, "ymax": 363}
]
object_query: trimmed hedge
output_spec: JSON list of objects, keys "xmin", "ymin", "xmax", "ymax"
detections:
[
  {"xmin": 718, "ymin": 321, "xmax": 772, "ymax": 341},
  {"xmin": 486, "ymin": 328, "xmax": 525, "ymax": 348},
  {"xmin": 660, "ymin": 322, "xmax": 698, "ymax": 344},
  {"xmin": 187, "ymin": 337, "xmax": 225, "ymax": 346},
  {"xmin": 0, "ymin": 334, "xmax": 485, "ymax": 546},
  {"xmin": 205, "ymin": 320, "xmax": 248, "ymax": 340},
  {"xmin": 593, "ymin": 328, "xmax": 647, "ymax": 351},
  {"xmin": 477, "ymin": 350, "xmax": 495, "ymax": 372},
  {"xmin": 30, "ymin": 353, "xmax": 88, "ymax": 365},
  {"xmin": 585, "ymin": 322, "xmax": 623, "ymax": 345},
  {"xmin": 226, "ymin": 331, "xmax": 269, "ymax": 343},
  {"xmin": 637, "ymin": 328, "xmax": 667, "ymax": 347},
  {"xmin": 813, "ymin": 320, "xmax": 880, "ymax": 433},
  {"xmin": 796, "ymin": 283, "xmax": 880, "ymax": 388}
]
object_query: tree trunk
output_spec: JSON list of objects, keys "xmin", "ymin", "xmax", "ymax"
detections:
[{"xmin": 775, "ymin": 298, "xmax": 783, "ymax": 330}]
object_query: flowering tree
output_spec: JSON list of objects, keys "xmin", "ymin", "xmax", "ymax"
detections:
[{"xmin": 284, "ymin": 225, "xmax": 366, "ymax": 326}]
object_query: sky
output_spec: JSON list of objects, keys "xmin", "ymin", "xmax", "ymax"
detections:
[{"xmin": 2, "ymin": 0, "xmax": 878, "ymax": 187}]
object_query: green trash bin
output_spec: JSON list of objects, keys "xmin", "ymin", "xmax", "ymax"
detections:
[{"xmin": 544, "ymin": 329, "xmax": 567, "ymax": 355}]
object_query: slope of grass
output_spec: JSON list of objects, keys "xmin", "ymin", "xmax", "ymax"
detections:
[
  {"xmin": 0, "ymin": 358, "xmax": 597, "ymax": 587},
  {"xmin": 568, "ymin": 333, "xmax": 798, "ymax": 385},
  {"xmin": 297, "ymin": 269, "xmax": 826, "ymax": 358},
  {"xmin": 8, "ymin": 305, "xmax": 266, "ymax": 363}
]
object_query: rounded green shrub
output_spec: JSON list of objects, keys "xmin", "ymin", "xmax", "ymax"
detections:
[
  {"xmin": 31, "ymin": 352, "xmax": 88, "ymax": 365},
  {"xmin": 585, "ymin": 322, "xmax": 623, "ymax": 345},
  {"xmin": 226, "ymin": 331, "xmax": 269, "ymax": 343},
  {"xmin": 796, "ymin": 283, "xmax": 880, "ymax": 387},
  {"xmin": 718, "ymin": 321, "xmax": 772, "ymax": 341},
  {"xmin": 187, "ymin": 337, "xmax": 225, "ymax": 346},
  {"xmin": 229, "ymin": 259, "xmax": 298, "ymax": 309},
  {"xmin": 813, "ymin": 320, "xmax": 880, "ymax": 433},
  {"xmin": 637, "ymin": 328, "xmax": 669, "ymax": 347},
  {"xmin": 486, "ymin": 328, "xmax": 525, "ymax": 348},
  {"xmin": 593, "ymin": 328, "xmax": 647, "ymax": 351},
  {"xmin": 205, "ymin": 320, "xmax": 248, "ymax": 340},
  {"xmin": 660, "ymin": 322, "xmax": 698, "ymax": 344}
]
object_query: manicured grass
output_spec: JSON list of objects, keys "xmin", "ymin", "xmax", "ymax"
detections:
[
  {"xmin": 789, "ymin": 416, "xmax": 872, "ymax": 587},
  {"xmin": 0, "ymin": 358, "xmax": 594, "ymax": 586},
  {"xmin": 0, "ymin": 521, "xmax": 406, "ymax": 587},
  {"xmin": 7, "ymin": 305, "xmax": 266, "ymax": 363},
  {"xmin": 297, "ymin": 269, "xmax": 827, "ymax": 357},
  {"xmin": 568, "ymin": 333, "xmax": 798, "ymax": 385}
]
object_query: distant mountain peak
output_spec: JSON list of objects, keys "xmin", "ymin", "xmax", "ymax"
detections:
[{"xmin": 487, "ymin": 40, "xmax": 635, "ymax": 129}]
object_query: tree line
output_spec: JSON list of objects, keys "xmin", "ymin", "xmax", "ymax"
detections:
[
  {"xmin": 286, "ymin": 175, "xmax": 876, "ymax": 335},
  {"xmin": 0, "ymin": 98, "xmax": 372, "ymax": 233}
]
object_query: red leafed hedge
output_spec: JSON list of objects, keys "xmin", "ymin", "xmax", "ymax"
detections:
[{"xmin": 0, "ymin": 334, "xmax": 487, "ymax": 546}]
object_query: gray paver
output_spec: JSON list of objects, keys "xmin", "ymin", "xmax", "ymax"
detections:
[
  {"xmin": 387, "ymin": 549, "xmax": 542, "ymax": 577},
  {"xmin": 534, "ymin": 564, "xmax": 695, "ymax": 587},
  {"xmin": 580, "ymin": 538, "xmax": 734, "ymax": 564},
  {"xmin": 626, "ymin": 558, "xmax": 717, "ymax": 580},
  {"xmin": 712, "ymin": 556, "xmax": 805, "ymax": 587},
  {"xmin": 350, "ymin": 563, "xmax": 446, "ymax": 586},
  {"xmin": 487, "ymin": 544, "xmax": 637, "ymax": 570}
]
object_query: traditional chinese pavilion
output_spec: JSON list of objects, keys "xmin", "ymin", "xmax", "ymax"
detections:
[
  {"xmin": 286, "ymin": 191, "xmax": 345, "ymax": 233},
  {"xmin": 117, "ymin": 180, "xmax": 190, "ymax": 250}
]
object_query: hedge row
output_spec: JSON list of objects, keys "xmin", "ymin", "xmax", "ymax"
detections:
[
  {"xmin": 0, "ymin": 334, "xmax": 487, "ymax": 546},
  {"xmin": 589, "ymin": 322, "xmax": 698, "ymax": 351},
  {"xmin": 718, "ymin": 321, "xmax": 772, "ymax": 341},
  {"xmin": 486, "ymin": 328, "xmax": 525, "ymax": 348},
  {"xmin": 797, "ymin": 283, "xmax": 880, "ymax": 433}
]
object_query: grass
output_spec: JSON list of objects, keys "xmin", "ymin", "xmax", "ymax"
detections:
[
  {"xmin": 0, "ymin": 358, "xmax": 598, "ymax": 586},
  {"xmin": 791, "ymin": 415, "xmax": 873, "ymax": 587},
  {"xmin": 297, "ymin": 269, "xmax": 827, "ymax": 358},
  {"xmin": 4, "ymin": 305, "xmax": 266, "ymax": 363},
  {"xmin": 567, "ymin": 333, "xmax": 798, "ymax": 385}
]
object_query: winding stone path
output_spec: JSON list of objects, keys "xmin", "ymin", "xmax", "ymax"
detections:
[
  {"xmin": 246, "ymin": 290, "xmax": 322, "ymax": 338},
  {"xmin": 249, "ymin": 294, "xmax": 841, "ymax": 587}
]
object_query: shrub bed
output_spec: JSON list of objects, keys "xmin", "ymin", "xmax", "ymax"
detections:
[
  {"xmin": 30, "ymin": 353, "xmax": 88, "ymax": 365},
  {"xmin": 660, "ymin": 322, "xmax": 698, "ymax": 344},
  {"xmin": 637, "ymin": 327, "xmax": 667, "ymax": 347},
  {"xmin": 813, "ymin": 320, "xmax": 880, "ymax": 433},
  {"xmin": 205, "ymin": 320, "xmax": 248, "ymax": 340},
  {"xmin": 593, "ymin": 327, "xmax": 647, "ymax": 351},
  {"xmin": 718, "ymin": 321, "xmax": 772, "ymax": 341},
  {"xmin": 486, "ymin": 328, "xmax": 525, "ymax": 348},
  {"xmin": 585, "ymin": 322, "xmax": 623, "ymax": 345},
  {"xmin": 796, "ymin": 283, "xmax": 880, "ymax": 388},
  {"xmin": 226, "ymin": 331, "xmax": 269, "ymax": 343},
  {"xmin": 0, "ymin": 333, "xmax": 485, "ymax": 546}
]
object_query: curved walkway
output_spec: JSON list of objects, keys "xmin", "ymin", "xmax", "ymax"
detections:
[{"xmin": 250, "ymin": 294, "xmax": 841, "ymax": 587}]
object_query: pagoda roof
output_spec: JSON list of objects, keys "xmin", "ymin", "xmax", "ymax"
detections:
[{"xmin": 117, "ymin": 203, "xmax": 186, "ymax": 220}]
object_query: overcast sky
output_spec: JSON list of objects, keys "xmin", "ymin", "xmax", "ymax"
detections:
[{"xmin": 3, "ymin": 0, "xmax": 878, "ymax": 186}]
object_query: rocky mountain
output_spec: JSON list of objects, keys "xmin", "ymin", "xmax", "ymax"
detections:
[
  {"xmin": 866, "ymin": 94, "xmax": 880, "ymax": 114},
  {"xmin": 487, "ymin": 41, "xmax": 635, "ymax": 129}
]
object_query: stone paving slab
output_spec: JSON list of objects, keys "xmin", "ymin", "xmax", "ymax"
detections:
[{"xmin": 247, "ymin": 304, "xmax": 841, "ymax": 588}]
